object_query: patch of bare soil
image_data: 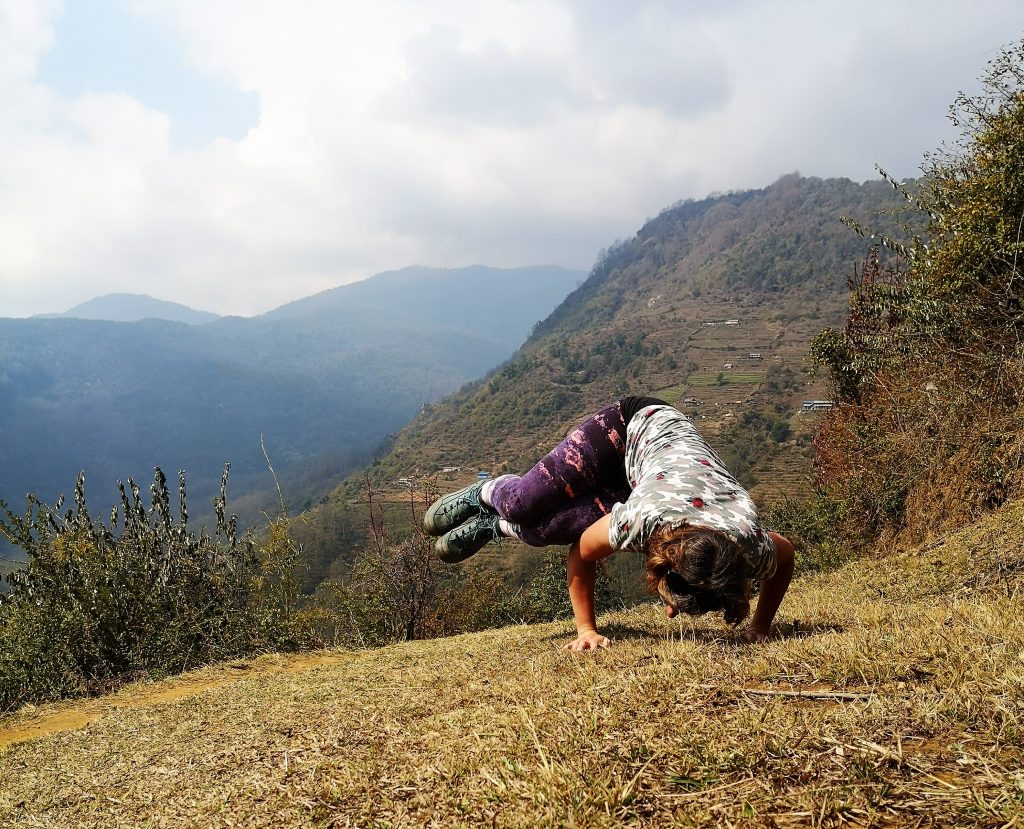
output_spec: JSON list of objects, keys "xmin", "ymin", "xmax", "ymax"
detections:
[{"xmin": 0, "ymin": 650, "xmax": 353, "ymax": 749}]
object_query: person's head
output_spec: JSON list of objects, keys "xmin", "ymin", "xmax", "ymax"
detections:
[{"xmin": 644, "ymin": 524, "xmax": 752, "ymax": 625}]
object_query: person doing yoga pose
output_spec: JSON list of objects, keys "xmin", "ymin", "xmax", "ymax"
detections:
[{"xmin": 423, "ymin": 397, "xmax": 794, "ymax": 651}]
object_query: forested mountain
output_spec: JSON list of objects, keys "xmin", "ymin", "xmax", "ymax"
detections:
[
  {"xmin": 38, "ymin": 293, "xmax": 221, "ymax": 325},
  {"xmin": 297, "ymin": 174, "xmax": 911, "ymax": 585},
  {"xmin": 0, "ymin": 265, "xmax": 582, "ymax": 563}
]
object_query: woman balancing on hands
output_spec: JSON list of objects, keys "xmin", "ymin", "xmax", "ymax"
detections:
[{"xmin": 423, "ymin": 397, "xmax": 795, "ymax": 651}]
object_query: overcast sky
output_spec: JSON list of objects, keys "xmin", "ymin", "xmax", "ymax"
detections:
[{"xmin": 1, "ymin": 1, "xmax": 1021, "ymax": 318}]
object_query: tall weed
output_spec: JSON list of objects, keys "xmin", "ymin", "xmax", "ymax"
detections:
[{"xmin": 0, "ymin": 467, "xmax": 301, "ymax": 711}]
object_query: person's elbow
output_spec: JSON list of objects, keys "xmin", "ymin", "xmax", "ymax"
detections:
[
  {"xmin": 579, "ymin": 535, "xmax": 612, "ymax": 562},
  {"xmin": 579, "ymin": 515, "xmax": 615, "ymax": 562}
]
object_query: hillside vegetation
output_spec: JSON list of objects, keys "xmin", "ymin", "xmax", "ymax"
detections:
[
  {"xmin": 811, "ymin": 38, "xmax": 1024, "ymax": 551},
  {"xmin": 2, "ymin": 499, "xmax": 1021, "ymax": 827},
  {"xmin": 374, "ymin": 175, "xmax": 903, "ymax": 484},
  {"xmin": 297, "ymin": 175, "xmax": 909, "ymax": 586}
]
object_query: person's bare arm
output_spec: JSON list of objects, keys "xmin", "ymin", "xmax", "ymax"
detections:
[
  {"xmin": 563, "ymin": 514, "xmax": 615, "ymax": 652},
  {"xmin": 741, "ymin": 532, "xmax": 794, "ymax": 642}
]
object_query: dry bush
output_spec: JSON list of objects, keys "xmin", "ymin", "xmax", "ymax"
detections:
[
  {"xmin": 311, "ymin": 479, "xmax": 527, "ymax": 648},
  {"xmin": 310, "ymin": 479, "xmax": 623, "ymax": 648},
  {"xmin": 812, "ymin": 39, "xmax": 1024, "ymax": 548}
]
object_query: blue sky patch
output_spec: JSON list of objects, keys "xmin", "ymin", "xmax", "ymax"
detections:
[{"xmin": 38, "ymin": 0, "xmax": 258, "ymax": 150}]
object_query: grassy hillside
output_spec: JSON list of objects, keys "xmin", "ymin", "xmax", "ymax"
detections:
[
  {"xmin": 374, "ymin": 175, "xmax": 893, "ymax": 488},
  {"xmin": 3, "ymin": 498, "xmax": 1021, "ymax": 827},
  {"xmin": 297, "ymin": 175, "xmax": 910, "ymax": 584}
]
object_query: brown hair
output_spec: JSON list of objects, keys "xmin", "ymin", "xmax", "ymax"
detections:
[{"xmin": 644, "ymin": 524, "xmax": 752, "ymax": 626}]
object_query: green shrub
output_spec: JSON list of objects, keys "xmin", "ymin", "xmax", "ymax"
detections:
[
  {"xmin": 514, "ymin": 549, "xmax": 624, "ymax": 624},
  {"xmin": 764, "ymin": 495, "xmax": 858, "ymax": 575},
  {"xmin": 0, "ymin": 467, "xmax": 302, "ymax": 711}
]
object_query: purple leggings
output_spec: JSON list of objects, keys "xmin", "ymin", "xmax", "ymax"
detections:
[{"xmin": 488, "ymin": 402, "xmax": 631, "ymax": 546}]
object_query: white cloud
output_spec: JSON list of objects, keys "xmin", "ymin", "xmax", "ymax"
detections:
[
  {"xmin": 0, "ymin": 0, "xmax": 60, "ymax": 84},
  {"xmin": 0, "ymin": 0, "xmax": 1021, "ymax": 317},
  {"xmin": 383, "ymin": 25, "xmax": 583, "ymax": 126},
  {"xmin": 567, "ymin": 0, "xmax": 734, "ymax": 116}
]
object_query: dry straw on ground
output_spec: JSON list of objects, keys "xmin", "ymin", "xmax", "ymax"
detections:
[{"xmin": 2, "ymin": 500, "xmax": 1023, "ymax": 828}]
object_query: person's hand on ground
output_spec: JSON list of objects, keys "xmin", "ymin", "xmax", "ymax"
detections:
[
  {"xmin": 562, "ymin": 630, "xmax": 611, "ymax": 652},
  {"xmin": 737, "ymin": 625, "xmax": 770, "ymax": 644}
]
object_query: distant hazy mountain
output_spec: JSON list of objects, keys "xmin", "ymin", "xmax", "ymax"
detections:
[
  {"xmin": 0, "ymin": 265, "xmax": 584, "ymax": 564},
  {"xmin": 263, "ymin": 265, "xmax": 583, "ymax": 351},
  {"xmin": 39, "ymin": 293, "xmax": 220, "ymax": 325}
]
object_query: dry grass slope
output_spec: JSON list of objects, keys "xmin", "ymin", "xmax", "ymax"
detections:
[{"xmin": 3, "ymin": 501, "xmax": 1024, "ymax": 828}]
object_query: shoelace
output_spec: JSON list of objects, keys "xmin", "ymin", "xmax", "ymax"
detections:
[
  {"xmin": 479, "ymin": 511, "xmax": 503, "ymax": 544},
  {"xmin": 455, "ymin": 511, "xmax": 502, "ymax": 543}
]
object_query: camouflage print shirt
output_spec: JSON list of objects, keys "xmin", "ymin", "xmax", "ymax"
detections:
[{"xmin": 607, "ymin": 404, "xmax": 777, "ymax": 580}]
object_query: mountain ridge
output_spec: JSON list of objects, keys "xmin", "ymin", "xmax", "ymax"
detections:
[
  {"xmin": 295, "ymin": 174, "xmax": 912, "ymax": 585},
  {"xmin": 36, "ymin": 293, "xmax": 221, "ymax": 325},
  {"xmin": 259, "ymin": 264, "xmax": 585, "ymax": 351}
]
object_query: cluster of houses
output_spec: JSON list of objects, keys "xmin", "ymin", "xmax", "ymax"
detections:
[
  {"xmin": 722, "ymin": 353, "xmax": 765, "ymax": 370},
  {"xmin": 394, "ymin": 466, "xmax": 491, "ymax": 489},
  {"xmin": 802, "ymin": 400, "xmax": 834, "ymax": 411}
]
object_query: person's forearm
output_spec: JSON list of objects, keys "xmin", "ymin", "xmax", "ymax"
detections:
[
  {"xmin": 750, "ymin": 546, "xmax": 794, "ymax": 633},
  {"xmin": 567, "ymin": 541, "xmax": 599, "ymax": 634}
]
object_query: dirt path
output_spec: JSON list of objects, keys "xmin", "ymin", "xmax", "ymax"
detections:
[{"xmin": 0, "ymin": 650, "xmax": 353, "ymax": 749}]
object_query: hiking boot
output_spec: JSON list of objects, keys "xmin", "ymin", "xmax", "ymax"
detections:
[
  {"xmin": 422, "ymin": 481, "xmax": 485, "ymax": 536},
  {"xmin": 434, "ymin": 513, "xmax": 502, "ymax": 563}
]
